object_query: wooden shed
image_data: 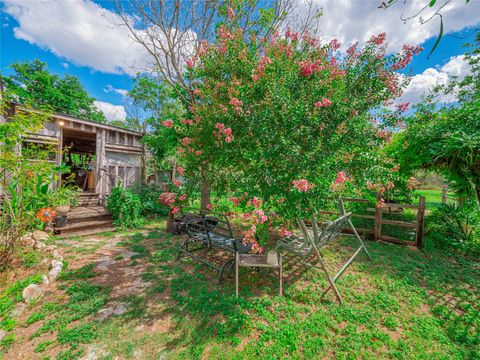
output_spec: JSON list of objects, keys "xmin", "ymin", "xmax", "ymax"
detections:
[{"xmin": 8, "ymin": 104, "xmax": 145, "ymax": 201}]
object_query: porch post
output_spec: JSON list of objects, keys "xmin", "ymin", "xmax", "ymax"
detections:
[{"xmin": 96, "ymin": 128, "xmax": 106, "ymax": 197}]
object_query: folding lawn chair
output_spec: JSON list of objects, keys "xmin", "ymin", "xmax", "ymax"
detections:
[{"xmin": 275, "ymin": 198, "xmax": 372, "ymax": 304}]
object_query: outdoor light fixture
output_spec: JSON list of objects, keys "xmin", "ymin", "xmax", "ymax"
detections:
[{"xmin": 59, "ymin": 120, "xmax": 65, "ymax": 126}]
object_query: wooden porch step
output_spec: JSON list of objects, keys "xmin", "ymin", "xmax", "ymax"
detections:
[
  {"xmin": 56, "ymin": 220, "xmax": 114, "ymax": 235},
  {"xmin": 67, "ymin": 206, "xmax": 112, "ymax": 223},
  {"xmin": 59, "ymin": 226, "xmax": 116, "ymax": 238}
]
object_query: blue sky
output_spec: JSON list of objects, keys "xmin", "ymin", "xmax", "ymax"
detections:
[{"xmin": 1, "ymin": 0, "xmax": 479, "ymax": 121}]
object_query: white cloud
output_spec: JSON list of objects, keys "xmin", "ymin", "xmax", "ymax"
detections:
[
  {"xmin": 3, "ymin": 0, "xmax": 151, "ymax": 75},
  {"xmin": 94, "ymin": 100, "xmax": 126, "ymax": 122},
  {"xmin": 397, "ymin": 55, "xmax": 473, "ymax": 104},
  {"xmin": 104, "ymin": 84, "xmax": 128, "ymax": 97},
  {"xmin": 302, "ymin": 0, "xmax": 480, "ymax": 52},
  {"xmin": 61, "ymin": 62, "xmax": 69, "ymax": 69}
]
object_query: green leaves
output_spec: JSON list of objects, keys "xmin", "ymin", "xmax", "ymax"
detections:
[{"xmin": 427, "ymin": 14, "xmax": 443, "ymax": 59}]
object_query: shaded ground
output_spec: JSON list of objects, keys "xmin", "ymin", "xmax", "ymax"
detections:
[{"xmin": 1, "ymin": 219, "xmax": 479, "ymax": 359}]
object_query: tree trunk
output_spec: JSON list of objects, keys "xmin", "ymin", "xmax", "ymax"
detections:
[
  {"xmin": 141, "ymin": 142, "xmax": 148, "ymax": 183},
  {"xmin": 200, "ymin": 181, "xmax": 210, "ymax": 211}
]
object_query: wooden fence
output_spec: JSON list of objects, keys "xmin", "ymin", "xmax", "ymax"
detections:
[{"xmin": 319, "ymin": 195, "xmax": 426, "ymax": 248}]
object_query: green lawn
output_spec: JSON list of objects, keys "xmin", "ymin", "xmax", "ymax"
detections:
[
  {"xmin": 2, "ymin": 223, "xmax": 479, "ymax": 359},
  {"xmin": 414, "ymin": 189, "xmax": 456, "ymax": 210}
]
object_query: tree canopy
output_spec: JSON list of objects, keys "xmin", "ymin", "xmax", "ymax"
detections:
[{"xmin": 1, "ymin": 59, "xmax": 106, "ymax": 122}]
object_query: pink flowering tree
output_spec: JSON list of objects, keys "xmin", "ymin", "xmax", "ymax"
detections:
[{"xmin": 170, "ymin": 13, "xmax": 422, "ymax": 251}]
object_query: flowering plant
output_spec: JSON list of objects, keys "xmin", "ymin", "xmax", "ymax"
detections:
[{"xmin": 170, "ymin": 16, "xmax": 421, "ymax": 251}]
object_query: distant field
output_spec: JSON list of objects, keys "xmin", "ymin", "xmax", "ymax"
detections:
[{"xmin": 415, "ymin": 189, "xmax": 456, "ymax": 209}]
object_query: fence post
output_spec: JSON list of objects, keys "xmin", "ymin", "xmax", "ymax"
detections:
[
  {"xmin": 416, "ymin": 196, "xmax": 426, "ymax": 248},
  {"xmin": 441, "ymin": 184, "xmax": 448, "ymax": 205},
  {"xmin": 374, "ymin": 192, "xmax": 382, "ymax": 241}
]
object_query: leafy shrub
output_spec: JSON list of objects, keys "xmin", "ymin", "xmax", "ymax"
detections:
[
  {"xmin": 137, "ymin": 184, "xmax": 169, "ymax": 216},
  {"xmin": 106, "ymin": 186, "xmax": 144, "ymax": 228},
  {"xmin": 427, "ymin": 204, "xmax": 480, "ymax": 256},
  {"xmin": 48, "ymin": 186, "xmax": 81, "ymax": 207}
]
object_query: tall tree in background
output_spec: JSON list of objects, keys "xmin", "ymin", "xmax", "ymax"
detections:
[
  {"xmin": 127, "ymin": 74, "xmax": 184, "ymax": 181},
  {"xmin": 1, "ymin": 59, "xmax": 106, "ymax": 122},
  {"xmin": 117, "ymin": 0, "xmax": 320, "ymax": 209}
]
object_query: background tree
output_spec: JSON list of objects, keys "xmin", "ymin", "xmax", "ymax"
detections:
[
  {"xmin": 127, "ymin": 74, "xmax": 184, "ymax": 181},
  {"xmin": 1, "ymin": 59, "xmax": 106, "ymax": 122},
  {"xmin": 388, "ymin": 33, "xmax": 480, "ymax": 204}
]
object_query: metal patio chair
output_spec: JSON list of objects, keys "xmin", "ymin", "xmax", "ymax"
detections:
[{"xmin": 275, "ymin": 198, "xmax": 372, "ymax": 304}]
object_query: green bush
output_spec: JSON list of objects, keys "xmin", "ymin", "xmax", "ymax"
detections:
[
  {"xmin": 106, "ymin": 186, "xmax": 144, "ymax": 229},
  {"xmin": 427, "ymin": 204, "xmax": 480, "ymax": 256},
  {"xmin": 137, "ymin": 184, "xmax": 169, "ymax": 216}
]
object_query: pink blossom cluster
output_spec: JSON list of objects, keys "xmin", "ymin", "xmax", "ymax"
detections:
[
  {"xmin": 376, "ymin": 198, "xmax": 386, "ymax": 208},
  {"xmin": 173, "ymin": 179, "xmax": 181, "ymax": 187},
  {"xmin": 335, "ymin": 171, "xmax": 348, "ymax": 184},
  {"xmin": 346, "ymin": 42, "xmax": 358, "ymax": 58},
  {"xmin": 377, "ymin": 130, "xmax": 392, "ymax": 142},
  {"xmin": 180, "ymin": 118, "xmax": 194, "ymax": 126},
  {"xmin": 186, "ymin": 58, "xmax": 196, "ymax": 68},
  {"xmin": 247, "ymin": 196, "xmax": 262, "ymax": 208},
  {"xmin": 299, "ymin": 59, "xmax": 323, "ymax": 77},
  {"xmin": 176, "ymin": 165, "xmax": 185, "ymax": 176},
  {"xmin": 242, "ymin": 225, "xmax": 263, "ymax": 253},
  {"xmin": 368, "ymin": 32, "xmax": 386, "ymax": 46},
  {"xmin": 214, "ymin": 122, "xmax": 234, "ymax": 143},
  {"xmin": 193, "ymin": 89, "xmax": 201, "ymax": 96},
  {"xmin": 229, "ymin": 197, "xmax": 240, "ymax": 206},
  {"xmin": 254, "ymin": 209, "xmax": 268, "ymax": 224},
  {"xmin": 391, "ymin": 45, "xmax": 423, "ymax": 70},
  {"xmin": 314, "ymin": 97, "xmax": 332, "ymax": 108},
  {"xmin": 251, "ymin": 55, "xmax": 272, "ymax": 82},
  {"xmin": 229, "ymin": 97, "xmax": 243, "ymax": 115},
  {"xmin": 178, "ymin": 194, "xmax": 187, "ymax": 201},
  {"xmin": 302, "ymin": 33, "xmax": 318, "ymax": 47},
  {"xmin": 366, "ymin": 181, "xmax": 390, "ymax": 194},
  {"xmin": 407, "ymin": 176, "xmax": 417, "ymax": 190},
  {"xmin": 172, "ymin": 206, "xmax": 180, "ymax": 214},
  {"xmin": 279, "ymin": 228, "xmax": 293, "ymax": 238},
  {"xmin": 162, "ymin": 119, "xmax": 174, "ymax": 128},
  {"xmin": 292, "ymin": 179, "xmax": 314, "ymax": 192},
  {"xmin": 331, "ymin": 171, "xmax": 349, "ymax": 191},
  {"xmin": 181, "ymin": 137, "xmax": 193, "ymax": 146},
  {"xmin": 227, "ymin": 7, "xmax": 235, "ymax": 21},
  {"xmin": 285, "ymin": 27, "xmax": 299, "ymax": 41},
  {"xmin": 396, "ymin": 102, "xmax": 410, "ymax": 112},
  {"xmin": 218, "ymin": 25, "xmax": 235, "ymax": 41},
  {"xmin": 329, "ymin": 39, "xmax": 341, "ymax": 51}
]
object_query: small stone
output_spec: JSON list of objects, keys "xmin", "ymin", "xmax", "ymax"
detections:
[
  {"xmin": 135, "ymin": 324, "xmax": 144, "ymax": 332},
  {"xmin": 48, "ymin": 260, "xmax": 63, "ymax": 280},
  {"xmin": 22, "ymin": 284, "xmax": 45, "ymax": 303},
  {"xmin": 12, "ymin": 303, "xmax": 26, "ymax": 317},
  {"xmin": 0, "ymin": 330, "xmax": 5, "ymax": 342},
  {"xmin": 95, "ymin": 307, "xmax": 114, "ymax": 321},
  {"xmin": 32, "ymin": 230, "xmax": 49, "ymax": 241},
  {"xmin": 42, "ymin": 275, "xmax": 50, "ymax": 286},
  {"xmin": 34, "ymin": 241, "xmax": 46, "ymax": 250},
  {"xmin": 113, "ymin": 303, "xmax": 127, "ymax": 316}
]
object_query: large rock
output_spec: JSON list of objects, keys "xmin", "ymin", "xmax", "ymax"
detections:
[
  {"xmin": 22, "ymin": 284, "xmax": 45, "ymax": 303},
  {"xmin": 32, "ymin": 230, "xmax": 49, "ymax": 241}
]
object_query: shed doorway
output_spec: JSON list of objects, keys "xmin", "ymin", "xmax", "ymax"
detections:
[{"xmin": 62, "ymin": 128, "xmax": 97, "ymax": 192}]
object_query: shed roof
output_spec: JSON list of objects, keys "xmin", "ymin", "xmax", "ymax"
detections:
[{"xmin": 13, "ymin": 103, "xmax": 144, "ymax": 137}]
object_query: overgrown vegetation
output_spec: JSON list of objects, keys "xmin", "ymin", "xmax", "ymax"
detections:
[{"xmin": 106, "ymin": 186, "xmax": 144, "ymax": 229}]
